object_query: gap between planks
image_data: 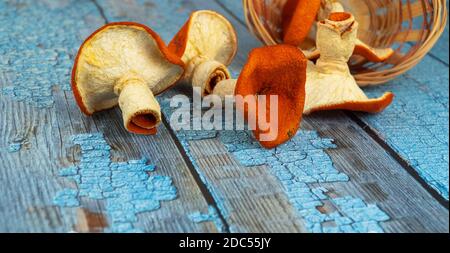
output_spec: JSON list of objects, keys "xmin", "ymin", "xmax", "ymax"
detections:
[
  {"xmin": 90, "ymin": 0, "xmax": 449, "ymax": 232},
  {"xmin": 89, "ymin": 0, "xmax": 233, "ymax": 232},
  {"xmin": 346, "ymin": 112, "xmax": 449, "ymax": 209},
  {"xmin": 162, "ymin": 115, "xmax": 231, "ymax": 233},
  {"xmin": 214, "ymin": 0, "xmax": 449, "ymax": 209}
]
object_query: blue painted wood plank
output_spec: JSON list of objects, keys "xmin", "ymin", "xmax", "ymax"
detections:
[
  {"xmin": 361, "ymin": 56, "xmax": 449, "ymax": 200},
  {"xmin": 97, "ymin": 0, "xmax": 449, "ymax": 232},
  {"xmin": 0, "ymin": 0, "xmax": 106, "ymax": 233},
  {"xmin": 95, "ymin": 0, "xmax": 193, "ymax": 41},
  {"xmin": 160, "ymin": 100, "xmax": 390, "ymax": 233},
  {"xmin": 159, "ymin": 92, "xmax": 448, "ymax": 232},
  {"xmin": 53, "ymin": 133, "xmax": 177, "ymax": 233},
  {"xmin": 215, "ymin": 0, "xmax": 450, "ymax": 200},
  {"xmin": 0, "ymin": 0, "xmax": 103, "ymax": 108},
  {"xmin": 0, "ymin": 0, "xmax": 215, "ymax": 233},
  {"xmin": 429, "ymin": 24, "xmax": 449, "ymax": 65}
]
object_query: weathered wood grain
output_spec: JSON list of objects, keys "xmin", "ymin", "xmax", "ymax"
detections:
[
  {"xmin": 359, "ymin": 57, "xmax": 449, "ymax": 201},
  {"xmin": 96, "ymin": 0, "xmax": 306, "ymax": 233},
  {"xmin": 0, "ymin": 0, "xmax": 215, "ymax": 233},
  {"xmin": 97, "ymin": 0, "xmax": 449, "ymax": 232},
  {"xmin": 303, "ymin": 113, "xmax": 449, "ymax": 233},
  {"xmin": 207, "ymin": 0, "xmax": 450, "ymax": 232},
  {"xmin": 216, "ymin": 0, "xmax": 450, "ymax": 201},
  {"xmin": 0, "ymin": 0, "xmax": 447, "ymax": 233},
  {"xmin": 217, "ymin": 0, "xmax": 450, "ymax": 201}
]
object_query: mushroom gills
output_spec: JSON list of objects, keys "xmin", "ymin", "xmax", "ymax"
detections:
[
  {"xmin": 169, "ymin": 10, "xmax": 238, "ymax": 97},
  {"xmin": 73, "ymin": 24, "xmax": 184, "ymax": 135},
  {"xmin": 303, "ymin": 12, "xmax": 394, "ymax": 114}
]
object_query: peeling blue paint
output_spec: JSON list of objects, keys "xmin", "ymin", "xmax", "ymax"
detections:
[
  {"xmin": 0, "ymin": 0, "xmax": 102, "ymax": 108},
  {"xmin": 189, "ymin": 206, "xmax": 226, "ymax": 233},
  {"xmin": 95, "ymin": 0, "xmax": 449, "ymax": 201},
  {"xmin": 161, "ymin": 99, "xmax": 390, "ymax": 233},
  {"xmin": 361, "ymin": 56, "xmax": 449, "ymax": 200},
  {"xmin": 215, "ymin": 0, "xmax": 450, "ymax": 202},
  {"xmin": 96, "ymin": 0, "xmax": 192, "ymax": 42},
  {"xmin": 53, "ymin": 189, "xmax": 80, "ymax": 208},
  {"xmin": 8, "ymin": 142, "xmax": 22, "ymax": 153},
  {"xmin": 54, "ymin": 133, "xmax": 177, "ymax": 233}
]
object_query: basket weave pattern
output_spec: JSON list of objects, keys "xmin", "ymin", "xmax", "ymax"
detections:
[{"xmin": 243, "ymin": 0, "xmax": 448, "ymax": 85}]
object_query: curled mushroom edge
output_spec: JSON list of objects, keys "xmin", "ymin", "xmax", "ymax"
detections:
[
  {"xmin": 169, "ymin": 10, "xmax": 238, "ymax": 98},
  {"xmin": 70, "ymin": 7, "xmax": 395, "ymax": 148},
  {"xmin": 72, "ymin": 22, "xmax": 185, "ymax": 135},
  {"xmin": 211, "ymin": 45, "xmax": 308, "ymax": 149},
  {"xmin": 284, "ymin": 0, "xmax": 395, "ymax": 64},
  {"xmin": 303, "ymin": 12, "xmax": 395, "ymax": 115}
]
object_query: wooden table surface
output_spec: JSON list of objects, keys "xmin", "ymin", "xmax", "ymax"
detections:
[{"xmin": 0, "ymin": 0, "xmax": 448, "ymax": 233}]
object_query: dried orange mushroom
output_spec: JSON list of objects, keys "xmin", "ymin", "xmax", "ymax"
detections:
[
  {"xmin": 352, "ymin": 40, "xmax": 395, "ymax": 63},
  {"xmin": 283, "ymin": 0, "xmax": 394, "ymax": 63},
  {"xmin": 318, "ymin": 0, "xmax": 394, "ymax": 62},
  {"xmin": 168, "ymin": 10, "xmax": 238, "ymax": 97},
  {"xmin": 72, "ymin": 22, "xmax": 185, "ymax": 135},
  {"xmin": 282, "ymin": 0, "xmax": 321, "ymax": 46},
  {"xmin": 303, "ymin": 12, "xmax": 394, "ymax": 114},
  {"xmin": 213, "ymin": 45, "xmax": 307, "ymax": 149}
]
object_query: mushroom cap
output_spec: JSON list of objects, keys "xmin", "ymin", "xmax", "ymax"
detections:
[
  {"xmin": 302, "ymin": 42, "xmax": 395, "ymax": 63},
  {"xmin": 168, "ymin": 10, "xmax": 238, "ymax": 67},
  {"xmin": 72, "ymin": 22, "xmax": 185, "ymax": 115},
  {"xmin": 284, "ymin": 4, "xmax": 394, "ymax": 63},
  {"xmin": 235, "ymin": 45, "xmax": 307, "ymax": 149},
  {"xmin": 354, "ymin": 41, "xmax": 395, "ymax": 63},
  {"xmin": 308, "ymin": 92, "xmax": 394, "ymax": 113},
  {"xmin": 304, "ymin": 62, "xmax": 394, "ymax": 114},
  {"xmin": 304, "ymin": 12, "xmax": 394, "ymax": 114},
  {"xmin": 282, "ymin": 0, "xmax": 321, "ymax": 46}
]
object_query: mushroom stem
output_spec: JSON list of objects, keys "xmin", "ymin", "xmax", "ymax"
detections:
[
  {"xmin": 187, "ymin": 56, "xmax": 231, "ymax": 96},
  {"xmin": 115, "ymin": 77, "xmax": 161, "ymax": 135},
  {"xmin": 318, "ymin": 0, "xmax": 394, "ymax": 63},
  {"xmin": 212, "ymin": 79, "xmax": 237, "ymax": 99},
  {"xmin": 316, "ymin": 12, "xmax": 356, "ymax": 75},
  {"xmin": 303, "ymin": 12, "xmax": 394, "ymax": 115}
]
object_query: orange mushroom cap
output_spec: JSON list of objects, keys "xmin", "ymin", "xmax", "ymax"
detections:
[
  {"xmin": 353, "ymin": 41, "xmax": 395, "ymax": 63},
  {"xmin": 282, "ymin": 0, "xmax": 322, "ymax": 46},
  {"xmin": 235, "ymin": 45, "xmax": 307, "ymax": 149}
]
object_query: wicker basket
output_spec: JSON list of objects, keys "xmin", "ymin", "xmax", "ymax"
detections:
[{"xmin": 243, "ymin": 0, "xmax": 448, "ymax": 86}]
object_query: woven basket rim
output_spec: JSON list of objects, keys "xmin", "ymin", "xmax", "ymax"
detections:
[{"xmin": 243, "ymin": 0, "xmax": 448, "ymax": 85}]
